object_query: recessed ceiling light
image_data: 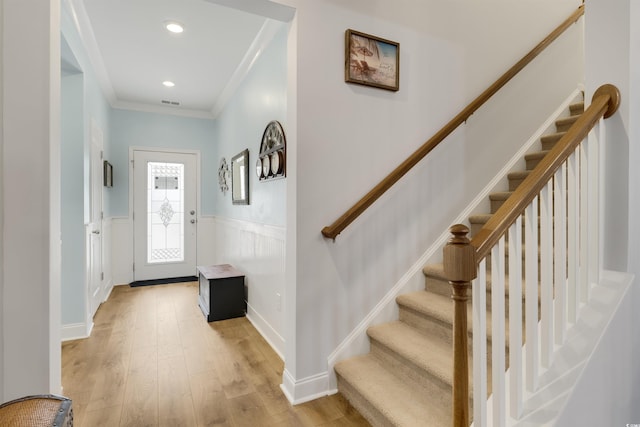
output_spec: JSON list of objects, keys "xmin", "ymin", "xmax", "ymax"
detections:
[
  {"xmin": 162, "ymin": 81, "xmax": 175, "ymax": 87},
  {"xmin": 164, "ymin": 21, "xmax": 184, "ymax": 34}
]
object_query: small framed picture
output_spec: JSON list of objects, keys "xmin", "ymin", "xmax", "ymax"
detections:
[
  {"xmin": 103, "ymin": 161, "xmax": 113, "ymax": 187},
  {"xmin": 345, "ymin": 29, "xmax": 399, "ymax": 91}
]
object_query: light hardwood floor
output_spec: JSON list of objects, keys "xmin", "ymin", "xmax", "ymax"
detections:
[{"xmin": 62, "ymin": 282, "xmax": 370, "ymax": 427}]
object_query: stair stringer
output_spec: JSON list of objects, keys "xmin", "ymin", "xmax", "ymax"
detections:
[{"xmin": 327, "ymin": 86, "xmax": 584, "ymax": 393}]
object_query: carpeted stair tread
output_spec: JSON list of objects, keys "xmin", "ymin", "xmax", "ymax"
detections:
[
  {"xmin": 490, "ymin": 191, "xmax": 513, "ymax": 212},
  {"xmin": 508, "ymin": 170, "xmax": 531, "ymax": 191},
  {"xmin": 569, "ymin": 101, "xmax": 584, "ymax": 114},
  {"xmin": 489, "ymin": 191, "xmax": 513, "ymax": 201},
  {"xmin": 422, "ymin": 263, "xmax": 447, "ymax": 281},
  {"xmin": 396, "ymin": 291, "xmax": 488, "ymax": 336},
  {"xmin": 368, "ymin": 321, "xmax": 452, "ymax": 387},
  {"xmin": 397, "ymin": 291, "xmax": 460, "ymax": 326},
  {"xmin": 335, "ymin": 354, "xmax": 450, "ymax": 427},
  {"xmin": 469, "ymin": 214, "xmax": 493, "ymax": 224},
  {"xmin": 508, "ymin": 170, "xmax": 530, "ymax": 180},
  {"xmin": 524, "ymin": 151, "xmax": 549, "ymax": 161},
  {"xmin": 541, "ymin": 131, "xmax": 566, "ymax": 143},
  {"xmin": 423, "ymin": 262, "xmax": 527, "ymax": 299},
  {"xmin": 525, "ymin": 150, "xmax": 550, "ymax": 170},
  {"xmin": 541, "ymin": 132, "xmax": 567, "ymax": 150},
  {"xmin": 394, "ymin": 290, "xmax": 519, "ymax": 352},
  {"xmin": 555, "ymin": 115, "xmax": 580, "ymax": 132}
]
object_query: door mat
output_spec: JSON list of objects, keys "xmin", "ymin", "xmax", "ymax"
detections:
[{"xmin": 130, "ymin": 275, "xmax": 198, "ymax": 287}]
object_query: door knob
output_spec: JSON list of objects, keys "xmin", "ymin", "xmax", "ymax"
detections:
[
  {"xmin": 190, "ymin": 219, "xmax": 196, "ymax": 224},
  {"xmin": 190, "ymin": 210, "xmax": 195, "ymax": 215}
]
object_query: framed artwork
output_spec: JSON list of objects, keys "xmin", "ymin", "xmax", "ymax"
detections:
[
  {"xmin": 345, "ymin": 29, "xmax": 399, "ymax": 91},
  {"xmin": 103, "ymin": 161, "xmax": 113, "ymax": 187},
  {"xmin": 218, "ymin": 157, "xmax": 229, "ymax": 194},
  {"xmin": 257, "ymin": 120, "xmax": 286, "ymax": 181},
  {"xmin": 231, "ymin": 149, "xmax": 249, "ymax": 205}
]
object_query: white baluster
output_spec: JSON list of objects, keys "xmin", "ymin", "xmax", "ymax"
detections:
[
  {"xmin": 473, "ymin": 259, "xmax": 488, "ymax": 427},
  {"xmin": 540, "ymin": 183, "xmax": 553, "ymax": 368},
  {"xmin": 525, "ymin": 198, "xmax": 539, "ymax": 392},
  {"xmin": 567, "ymin": 151, "xmax": 579, "ymax": 323},
  {"xmin": 508, "ymin": 218, "xmax": 523, "ymax": 418},
  {"xmin": 491, "ymin": 238, "xmax": 506, "ymax": 427},
  {"xmin": 579, "ymin": 136, "xmax": 590, "ymax": 302},
  {"xmin": 554, "ymin": 164, "xmax": 567, "ymax": 345}
]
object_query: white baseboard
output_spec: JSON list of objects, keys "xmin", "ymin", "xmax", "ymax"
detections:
[
  {"xmin": 280, "ymin": 368, "xmax": 330, "ymax": 405},
  {"xmin": 102, "ymin": 279, "xmax": 114, "ymax": 302},
  {"xmin": 61, "ymin": 321, "xmax": 93, "ymax": 342},
  {"xmin": 246, "ymin": 303, "xmax": 285, "ymax": 360}
]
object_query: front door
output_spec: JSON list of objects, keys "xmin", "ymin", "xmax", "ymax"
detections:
[{"xmin": 133, "ymin": 149, "xmax": 198, "ymax": 281}]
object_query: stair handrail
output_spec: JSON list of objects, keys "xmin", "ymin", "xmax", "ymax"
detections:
[
  {"xmin": 444, "ymin": 83, "xmax": 620, "ymax": 427},
  {"xmin": 321, "ymin": 5, "xmax": 585, "ymax": 240}
]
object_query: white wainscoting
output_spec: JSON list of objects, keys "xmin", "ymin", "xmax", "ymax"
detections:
[
  {"xmin": 197, "ymin": 216, "xmax": 216, "ymax": 266},
  {"xmin": 111, "ymin": 217, "xmax": 133, "ymax": 286},
  {"xmin": 101, "ymin": 217, "xmax": 114, "ymax": 302},
  {"xmin": 213, "ymin": 216, "xmax": 286, "ymax": 359}
]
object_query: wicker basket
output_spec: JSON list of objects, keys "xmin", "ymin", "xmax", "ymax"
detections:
[{"xmin": 0, "ymin": 395, "xmax": 73, "ymax": 427}]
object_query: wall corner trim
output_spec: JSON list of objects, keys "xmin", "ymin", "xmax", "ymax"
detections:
[{"xmin": 280, "ymin": 369, "xmax": 330, "ymax": 405}]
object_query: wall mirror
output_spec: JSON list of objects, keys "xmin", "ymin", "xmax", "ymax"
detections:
[{"xmin": 231, "ymin": 149, "xmax": 249, "ymax": 205}]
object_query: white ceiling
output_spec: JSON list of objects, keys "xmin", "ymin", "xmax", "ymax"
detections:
[{"xmin": 65, "ymin": 0, "xmax": 290, "ymax": 119}]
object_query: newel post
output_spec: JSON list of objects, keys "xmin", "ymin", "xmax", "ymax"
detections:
[{"xmin": 443, "ymin": 224, "xmax": 477, "ymax": 427}]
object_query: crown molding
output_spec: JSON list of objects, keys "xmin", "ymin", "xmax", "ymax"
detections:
[
  {"xmin": 205, "ymin": 0, "xmax": 295, "ymax": 22},
  {"xmin": 211, "ymin": 19, "xmax": 285, "ymax": 118},
  {"xmin": 63, "ymin": 0, "xmax": 117, "ymax": 105},
  {"xmin": 112, "ymin": 100, "xmax": 215, "ymax": 120}
]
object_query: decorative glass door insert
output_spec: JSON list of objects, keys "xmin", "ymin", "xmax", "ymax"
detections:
[
  {"xmin": 133, "ymin": 149, "xmax": 197, "ymax": 281},
  {"xmin": 147, "ymin": 161, "xmax": 185, "ymax": 264}
]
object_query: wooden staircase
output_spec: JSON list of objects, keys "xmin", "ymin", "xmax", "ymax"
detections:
[{"xmin": 334, "ymin": 100, "xmax": 585, "ymax": 427}]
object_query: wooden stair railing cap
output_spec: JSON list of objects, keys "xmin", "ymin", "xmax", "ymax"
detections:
[
  {"xmin": 321, "ymin": 5, "xmax": 585, "ymax": 241},
  {"xmin": 593, "ymin": 83, "xmax": 620, "ymax": 118}
]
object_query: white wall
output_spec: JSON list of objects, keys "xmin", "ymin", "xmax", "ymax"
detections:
[
  {"xmin": 2, "ymin": 0, "xmax": 61, "ymax": 400},
  {"xmin": 630, "ymin": 0, "xmax": 640, "ymax": 280},
  {"xmin": 585, "ymin": 0, "xmax": 630, "ymax": 273},
  {"xmin": 282, "ymin": 0, "xmax": 581, "ymax": 401},
  {"xmin": 630, "ymin": 8, "xmax": 640, "ymax": 412},
  {"xmin": 554, "ymin": 0, "xmax": 640, "ymax": 422},
  {"xmin": 0, "ymin": 0, "xmax": 4, "ymax": 403},
  {"xmin": 554, "ymin": 280, "xmax": 640, "ymax": 425}
]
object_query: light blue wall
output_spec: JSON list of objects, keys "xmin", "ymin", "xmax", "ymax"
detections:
[
  {"xmin": 61, "ymin": 71, "xmax": 84, "ymax": 325},
  {"xmin": 108, "ymin": 110, "xmax": 217, "ymax": 216},
  {"xmin": 61, "ymin": 8, "xmax": 112, "ymax": 326},
  {"xmin": 213, "ymin": 25, "xmax": 287, "ymax": 227}
]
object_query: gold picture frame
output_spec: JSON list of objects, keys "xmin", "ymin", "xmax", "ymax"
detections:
[{"xmin": 345, "ymin": 29, "xmax": 399, "ymax": 92}]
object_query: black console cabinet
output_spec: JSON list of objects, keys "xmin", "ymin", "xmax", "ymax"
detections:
[{"xmin": 197, "ymin": 264, "xmax": 246, "ymax": 322}]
